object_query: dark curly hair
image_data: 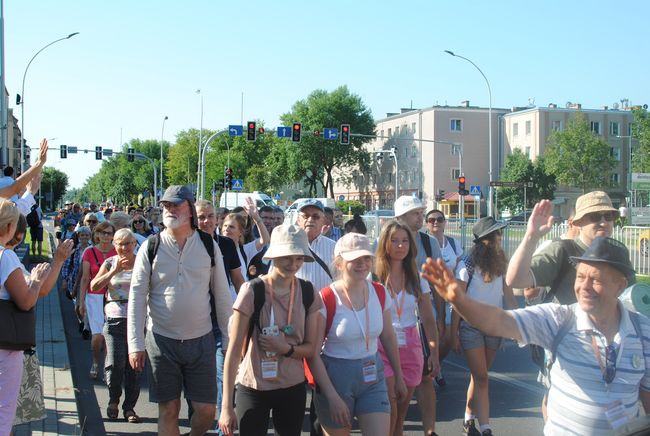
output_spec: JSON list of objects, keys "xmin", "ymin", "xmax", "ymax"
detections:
[{"xmin": 470, "ymin": 231, "xmax": 507, "ymax": 283}]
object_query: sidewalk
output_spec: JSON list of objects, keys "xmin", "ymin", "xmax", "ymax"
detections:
[{"xmin": 13, "ymin": 235, "xmax": 80, "ymax": 435}]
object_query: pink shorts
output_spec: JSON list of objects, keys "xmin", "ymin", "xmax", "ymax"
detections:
[{"xmin": 378, "ymin": 325, "xmax": 424, "ymax": 387}]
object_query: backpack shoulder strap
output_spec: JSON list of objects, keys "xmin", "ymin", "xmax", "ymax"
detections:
[
  {"xmin": 460, "ymin": 254, "xmax": 475, "ymax": 288},
  {"xmin": 146, "ymin": 234, "xmax": 161, "ymax": 267},
  {"xmin": 239, "ymin": 244, "xmax": 249, "ymax": 268},
  {"xmin": 197, "ymin": 229, "xmax": 215, "ymax": 267},
  {"xmin": 446, "ymin": 235, "xmax": 457, "ymax": 254},
  {"xmin": 371, "ymin": 281, "xmax": 386, "ymax": 311},
  {"xmin": 309, "ymin": 248, "xmax": 333, "ymax": 279},
  {"xmin": 420, "ymin": 232, "xmax": 432, "ymax": 259},
  {"xmin": 321, "ymin": 286, "xmax": 337, "ymax": 338},
  {"xmin": 243, "ymin": 278, "xmax": 266, "ymax": 357},
  {"xmin": 298, "ymin": 278, "xmax": 314, "ymax": 314}
]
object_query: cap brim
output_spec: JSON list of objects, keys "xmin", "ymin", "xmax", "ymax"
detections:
[
  {"xmin": 339, "ymin": 249, "xmax": 374, "ymax": 261},
  {"xmin": 573, "ymin": 206, "xmax": 619, "ymax": 222},
  {"xmin": 474, "ymin": 222, "xmax": 507, "ymax": 241},
  {"xmin": 570, "ymin": 256, "xmax": 636, "ymax": 284}
]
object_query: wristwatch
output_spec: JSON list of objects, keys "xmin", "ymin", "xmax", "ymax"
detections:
[{"xmin": 283, "ymin": 344, "xmax": 295, "ymax": 357}]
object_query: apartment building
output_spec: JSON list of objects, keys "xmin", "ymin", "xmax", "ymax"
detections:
[
  {"xmin": 332, "ymin": 102, "xmax": 509, "ymax": 214},
  {"xmin": 503, "ymin": 103, "xmax": 635, "ymax": 217}
]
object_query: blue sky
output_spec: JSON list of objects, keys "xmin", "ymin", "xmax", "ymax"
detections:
[{"xmin": 4, "ymin": 0, "xmax": 649, "ymax": 188}]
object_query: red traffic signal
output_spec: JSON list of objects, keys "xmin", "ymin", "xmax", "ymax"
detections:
[
  {"xmin": 292, "ymin": 123, "xmax": 302, "ymax": 143},
  {"xmin": 258, "ymin": 127, "xmax": 265, "ymax": 135},
  {"xmin": 458, "ymin": 176, "xmax": 467, "ymax": 195},
  {"xmin": 340, "ymin": 124, "xmax": 350, "ymax": 145},
  {"xmin": 247, "ymin": 121, "xmax": 256, "ymax": 141}
]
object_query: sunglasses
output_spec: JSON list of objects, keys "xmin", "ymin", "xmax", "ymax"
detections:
[
  {"xmin": 86, "ymin": 219, "xmax": 97, "ymax": 224},
  {"xmin": 603, "ymin": 344, "xmax": 617, "ymax": 384},
  {"xmin": 133, "ymin": 220, "xmax": 145, "ymax": 224},
  {"xmin": 585, "ymin": 212, "xmax": 617, "ymax": 223},
  {"xmin": 427, "ymin": 217, "xmax": 445, "ymax": 224}
]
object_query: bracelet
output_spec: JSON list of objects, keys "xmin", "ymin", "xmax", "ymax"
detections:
[{"xmin": 283, "ymin": 344, "xmax": 295, "ymax": 358}]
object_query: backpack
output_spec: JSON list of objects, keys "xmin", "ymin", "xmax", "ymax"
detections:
[
  {"xmin": 305, "ymin": 281, "xmax": 387, "ymax": 386},
  {"xmin": 26, "ymin": 205, "xmax": 40, "ymax": 228},
  {"xmin": 420, "ymin": 232, "xmax": 433, "ymax": 259},
  {"xmin": 445, "ymin": 235, "xmax": 457, "ymax": 254},
  {"xmin": 242, "ymin": 277, "xmax": 315, "ymax": 356},
  {"xmin": 146, "ymin": 230, "xmax": 217, "ymax": 319},
  {"xmin": 459, "ymin": 254, "xmax": 475, "ymax": 289},
  {"xmin": 246, "ymin": 246, "xmax": 270, "ymax": 280}
]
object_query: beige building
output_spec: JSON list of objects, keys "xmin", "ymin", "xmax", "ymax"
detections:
[
  {"xmin": 503, "ymin": 103, "xmax": 636, "ymax": 218},
  {"xmin": 332, "ymin": 102, "xmax": 509, "ymax": 215}
]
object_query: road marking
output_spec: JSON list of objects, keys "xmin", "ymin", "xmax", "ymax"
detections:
[{"xmin": 444, "ymin": 360, "xmax": 545, "ymax": 396}]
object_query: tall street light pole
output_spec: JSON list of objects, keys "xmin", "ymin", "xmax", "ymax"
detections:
[
  {"xmin": 18, "ymin": 32, "xmax": 79, "ymax": 174},
  {"xmin": 444, "ymin": 50, "xmax": 494, "ymax": 217},
  {"xmin": 160, "ymin": 115, "xmax": 168, "ymax": 199},
  {"xmin": 195, "ymin": 89, "xmax": 203, "ymax": 198}
]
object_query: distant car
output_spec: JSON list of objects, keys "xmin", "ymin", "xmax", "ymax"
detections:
[
  {"xmin": 639, "ymin": 229, "xmax": 650, "ymax": 256},
  {"xmin": 506, "ymin": 210, "xmax": 533, "ymax": 223}
]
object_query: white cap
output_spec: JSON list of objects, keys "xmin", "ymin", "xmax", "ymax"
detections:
[{"xmin": 394, "ymin": 195, "xmax": 425, "ymax": 217}]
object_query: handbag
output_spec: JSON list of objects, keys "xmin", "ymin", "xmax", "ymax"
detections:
[{"xmin": 0, "ymin": 299, "xmax": 36, "ymax": 350}]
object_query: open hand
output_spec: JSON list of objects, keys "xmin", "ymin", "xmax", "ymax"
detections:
[
  {"xmin": 421, "ymin": 258, "xmax": 463, "ymax": 304},
  {"xmin": 37, "ymin": 138, "xmax": 48, "ymax": 165},
  {"xmin": 54, "ymin": 239, "xmax": 74, "ymax": 263},
  {"xmin": 526, "ymin": 200, "xmax": 555, "ymax": 239}
]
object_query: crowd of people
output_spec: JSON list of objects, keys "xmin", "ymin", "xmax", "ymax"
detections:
[{"xmin": 1, "ymin": 150, "xmax": 649, "ymax": 435}]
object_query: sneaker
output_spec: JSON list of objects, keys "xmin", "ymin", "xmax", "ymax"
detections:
[
  {"xmin": 482, "ymin": 430, "xmax": 493, "ymax": 436},
  {"xmin": 463, "ymin": 419, "xmax": 481, "ymax": 436}
]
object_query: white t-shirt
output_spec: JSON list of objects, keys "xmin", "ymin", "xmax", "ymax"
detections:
[
  {"xmin": 456, "ymin": 259, "xmax": 504, "ymax": 308},
  {"xmin": 386, "ymin": 277, "xmax": 431, "ymax": 328},
  {"xmin": 440, "ymin": 236, "xmax": 462, "ymax": 271},
  {"xmin": 230, "ymin": 239, "xmax": 263, "ymax": 300},
  {"xmin": 320, "ymin": 281, "xmax": 392, "ymax": 360},
  {"xmin": 0, "ymin": 249, "xmax": 26, "ymax": 300}
]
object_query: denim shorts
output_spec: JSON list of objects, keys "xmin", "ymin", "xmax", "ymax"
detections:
[
  {"xmin": 314, "ymin": 353, "xmax": 389, "ymax": 429},
  {"xmin": 459, "ymin": 321, "xmax": 502, "ymax": 351},
  {"xmin": 145, "ymin": 330, "xmax": 216, "ymax": 403}
]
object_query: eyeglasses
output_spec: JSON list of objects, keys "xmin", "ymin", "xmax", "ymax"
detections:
[
  {"xmin": 585, "ymin": 212, "xmax": 617, "ymax": 223},
  {"xmin": 98, "ymin": 231, "xmax": 114, "ymax": 236},
  {"xmin": 115, "ymin": 241, "xmax": 135, "ymax": 248},
  {"xmin": 603, "ymin": 344, "xmax": 617, "ymax": 384},
  {"xmin": 86, "ymin": 220, "xmax": 97, "ymax": 224},
  {"xmin": 133, "ymin": 220, "xmax": 145, "ymax": 224},
  {"xmin": 300, "ymin": 213, "xmax": 322, "ymax": 220},
  {"xmin": 427, "ymin": 217, "xmax": 445, "ymax": 224}
]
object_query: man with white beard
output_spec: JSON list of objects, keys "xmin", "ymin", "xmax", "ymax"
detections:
[{"xmin": 128, "ymin": 186, "xmax": 232, "ymax": 435}]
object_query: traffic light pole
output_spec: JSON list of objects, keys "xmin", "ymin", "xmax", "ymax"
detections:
[
  {"xmin": 199, "ymin": 129, "xmax": 228, "ymax": 199},
  {"xmin": 134, "ymin": 152, "xmax": 157, "ymax": 206},
  {"xmin": 452, "ymin": 143, "xmax": 466, "ymax": 249}
]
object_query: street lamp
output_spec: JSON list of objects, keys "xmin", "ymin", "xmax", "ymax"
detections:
[
  {"xmin": 444, "ymin": 49, "xmax": 494, "ymax": 217},
  {"xmin": 17, "ymin": 32, "xmax": 79, "ymax": 174},
  {"xmin": 160, "ymin": 115, "xmax": 168, "ymax": 198},
  {"xmin": 195, "ymin": 89, "xmax": 203, "ymax": 197}
]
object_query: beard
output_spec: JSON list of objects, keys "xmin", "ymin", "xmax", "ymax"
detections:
[{"xmin": 163, "ymin": 215, "xmax": 188, "ymax": 229}]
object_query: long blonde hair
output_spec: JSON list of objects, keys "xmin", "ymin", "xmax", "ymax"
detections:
[
  {"xmin": 0, "ymin": 199, "xmax": 20, "ymax": 237},
  {"xmin": 374, "ymin": 219, "xmax": 422, "ymax": 298}
]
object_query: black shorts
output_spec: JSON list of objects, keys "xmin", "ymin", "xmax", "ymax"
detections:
[{"xmin": 29, "ymin": 226, "xmax": 43, "ymax": 242}]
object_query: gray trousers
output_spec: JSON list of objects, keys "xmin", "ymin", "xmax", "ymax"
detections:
[{"xmin": 104, "ymin": 317, "xmax": 141, "ymax": 411}]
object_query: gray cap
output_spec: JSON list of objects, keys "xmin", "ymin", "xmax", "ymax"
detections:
[{"xmin": 160, "ymin": 185, "xmax": 195, "ymax": 205}]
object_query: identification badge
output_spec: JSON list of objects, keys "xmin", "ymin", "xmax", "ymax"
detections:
[
  {"xmin": 262, "ymin": 325, "xmax": 280, "ymax": 358},
  {"xmin": 632, "ymin": 353, "xmax": 642, "ymax": 369},
  {"xmin": 261, "ymin": 357, "xmax": 279, "ymax": 380},
  {"xmin": 393, "ymin": 323, "xmax": 407, "ymax": 347},
  {"xmin": 604, "ymin": 400, "xmax": 629, "ymax": 430},
  {"xmin": 362, "ymin": 360, "xmax": 378, "ymax": 384}
]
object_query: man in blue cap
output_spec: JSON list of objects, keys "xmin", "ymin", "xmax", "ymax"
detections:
[{"xmin": 423, "ymin": 236, "xmax": 650, "ymax": 435}]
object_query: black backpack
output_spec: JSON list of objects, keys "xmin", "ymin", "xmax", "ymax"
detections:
[{"xmin": 26, "ymin": 205, "xmax": 40, "ymax": 228}]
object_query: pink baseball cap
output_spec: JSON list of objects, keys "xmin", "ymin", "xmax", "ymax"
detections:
[{"xmin": 334, "ymin": 232, "xmax": 374, "ymax": 261}]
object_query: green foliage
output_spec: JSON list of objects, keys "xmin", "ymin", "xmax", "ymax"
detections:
[
  {"xmin": 497, "ymin": 150, "xmax": 556, "ymax": 212},
  {"xmin": 279, "ymin": 86, "xmax": 375, "ymax": 197},
  {"xmin": 544, "ymin": 112, "xmax": 616, "ymax": 192},
  {"xmin": 632, "ymin": 108, "xmax": 650, "ymax": 172},
  {"xmin": 41, "ymin": 167, "xmax": 69, "ymax": 211},
  {"xmin": 336, "ymin": 200, "xmax": 365, "ymax": 215}
]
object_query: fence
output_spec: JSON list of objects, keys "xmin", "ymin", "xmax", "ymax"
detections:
[{"xmin": 356, "ymin": 214, "xmax": 650, "ymax": 276}]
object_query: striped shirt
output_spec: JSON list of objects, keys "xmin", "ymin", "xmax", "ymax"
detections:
[
  {"xmin": 511, "ymin": 303, "xmax": 650, "ymax": 435},
  {"xmin": 296, "ymin": 235, "xmax": 336, "ymax": 292}
]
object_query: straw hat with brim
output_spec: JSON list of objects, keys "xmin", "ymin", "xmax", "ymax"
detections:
[
  {"xmin": 573, "ymin": 191, "xmax": 619, "ymax": 223},
  {"xmin": 570, "ymin": 236, "xmax": 636, "ymax": 285},
  {"xmin": 472, "ymin": 216, "xmax": 507, "ymax": 242},
  {"xmin": 335, "ymin": 232, "xmax": 374, "ymax": 261},
  {"xmin": 263, "ymin": 224, "xmax": 314, "ymax": 262}
]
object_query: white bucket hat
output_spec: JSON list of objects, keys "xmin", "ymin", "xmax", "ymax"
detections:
[
  {"xmin": 394, "ymin": 195, "xmax": 425, "ymax": 217},
  {"xmin": 263, "ymin": 224, "xmax": 314, "ymax": 261}
]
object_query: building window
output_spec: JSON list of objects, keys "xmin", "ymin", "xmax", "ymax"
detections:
[
  {"xmin": 525, "ymin": 147, "xmax": 531, "ymax": 158},
  {"xmin": 380, "ymin": 129, "xmax": 384, "ymax": 138},
  {"xmin": 451, "ymin": 168, "xmax": 461, "ymax": 180},
  {"xmin": 395, "ymin": 126, "xmax": 399, "ymax": 136},
  {"xmin": 610, "ymin": 121, "xmax": 620, "ymax": 136},
  {"xmin": 590, "ymin": 121, "xmax": 601, "ymax": 135},
  {"xmin": 611, "ymin": 173, "xmax": 620, "ymax": 186},
  {"xmin": 450, "ymin": 119, "xmax": 462, "ymax": 132},
  {"xmin": 610, "ymin": 147, "xmax": 621, "ymax": 161},
  {"xmin": 552, "ymin": 120, "xmax": 562, "ymax": 131},
  {"xmin": 411, "ymin": 145, "xmax": 417, "ymax": 158},
  {"xmin": 525, "ymin": 120, "xmax": 531, "ymax": 136},
  {"xmin": 412, "ymin": 122, "xmax": 416, "ymax": 133},
  {"xmin": 513, "ymin": 123, "xmax": 519, "ymax": 137}
]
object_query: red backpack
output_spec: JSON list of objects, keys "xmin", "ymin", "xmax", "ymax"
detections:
[{"xmin": 304, "ymin": 281, "xmax": 387, "ymax": 386}]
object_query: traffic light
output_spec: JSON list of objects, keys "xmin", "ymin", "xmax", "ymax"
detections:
[
  {"xmin": 60, "ymin": 144, "xmax": 68, "ymax": 159},
  {"xmin": 247, "ymin": 121, "xmax": 256, "ymax": 141},
  {"xmin": 127, "ymin": 148, "xmax": 135, "ymax": 162},
  {"xmin": 340, "ymin": 124, "xmax": 350, "ymax": 145},
  {"xmin": 458, "ymin": 176, "xmax": 466, "ymax": 194},
  {"xmin": 95, "ymin": 146, "xmax": 102, "ymax": 160},
  {"xmin": 435, "ymin": 189, "xmax": 445, "ymax": 202},
  {"xmin": 225, "ymin": 167, "xmax": 233, "ymax": 189},
  {"xmin": 292, "ymin": 123, "xmax": 302, "ymax": 143}
]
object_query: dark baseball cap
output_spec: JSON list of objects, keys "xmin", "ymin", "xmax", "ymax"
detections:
[
  {"xmin": 570, "ymin": 236, "xmax": 635, "ymax": 284},
  {"xmin": 160, "ymin": 185, "xmax": 195, "ymax": 205}
]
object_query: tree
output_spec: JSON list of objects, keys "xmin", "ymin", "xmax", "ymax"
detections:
[
  {"xmin": 544, "ymin": 112, "xmax": 616, "ymax": 192},
  {"xmin": 279, "ymin": 86, "xmax": 375, "ymax": 198},
  {"xmin": 632, "ymin": 107, "xmax": 650, "ymax": 172},
  {"xmin": 497, "ymin": 150, "xmax": 556, "ymax": 213},
  {"xmin": 41, "ymin": 167, "xmax": 69, "ymax": 211}
]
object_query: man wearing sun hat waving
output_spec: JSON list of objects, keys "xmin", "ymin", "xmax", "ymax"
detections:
[{"xmin": 424, "ymin": 236, "xmax": 650, "ymax": 435}]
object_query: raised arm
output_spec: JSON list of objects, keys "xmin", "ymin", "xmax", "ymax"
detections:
[
  {"xmin": 243, "ymin": 197, "xmax": 270, "ymax": 250},
  {"xmin": 505, "ymin": 200, "xmax": 555, "ymax": 288},
  {"xmin": 0, "ymin": 139, "xmax": 48, "ymax": 199},
  {"xmin": 422, "ymin": 258, "xmax": 522, "ymax": 342}
]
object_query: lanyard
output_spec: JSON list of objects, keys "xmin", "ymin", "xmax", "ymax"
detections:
[
  {"xmin": 387, "ymin": 274, "xmax": 406, "ymax": 323},
  {"xmin": 268, "ymin": 278, "xmax": 295, "ymax": 328},
  {"xmin": 590, "ymin": 333, "xmax": 618, "ymax": 384},
  {"xmin": 341, "ymin": 282, "xmax": 370, "ymax": 351}
]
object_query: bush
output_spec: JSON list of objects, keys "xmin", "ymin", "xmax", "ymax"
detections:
[{"xmin": 336, "ymin": 200, "xmax": 365, "ymax": 216}]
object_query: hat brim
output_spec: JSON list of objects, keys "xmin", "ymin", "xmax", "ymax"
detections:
[
  {"xmin": 339, "ymin": 249, "xmax": 374, "ymax": 261},
  {"xmin": 159, "ymin": 197, "xmax": 188, "ymax": 205},
  {"xmin": 573, "ymin": 206, "xmax": 619, "ymax": 223},
  {"xmin": 263, "ymin": 244, "xmax": 314, "ymax": 262},
  {"xmin": 474, "ymin": 222, "xmax": 507, "ymax": 241},
  {"xmin": 570, "ymin": 256, "xmax": 636, "ymax": 285}
]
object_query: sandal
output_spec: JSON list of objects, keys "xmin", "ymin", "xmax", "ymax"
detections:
[
  {"xmin": 124, "ymin": 410, "xmax": 140, "ymax": 423},
  {"xmin": 106, "ymin": 403, "xmax": 118, "ymax": 419}
]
